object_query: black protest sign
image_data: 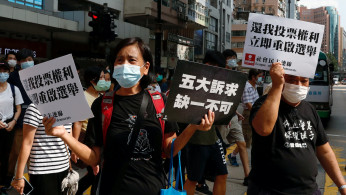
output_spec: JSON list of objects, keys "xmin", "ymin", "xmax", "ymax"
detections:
[{"xmin": 164, "ymin": 60, "xmax": 247, "ymax": 125}]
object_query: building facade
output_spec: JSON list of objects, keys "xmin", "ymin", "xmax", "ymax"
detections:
[
  {"xmin": 299, "ymin": 6, "xmax": 341, "ymax": 66},
  {"xmin": 285, "ymin": 0, "xmax": 299, "ymax": 19},
  {"xmin": 192, "ymin": 0, "xmax": 233, "ymax": 61},
  {"xmin": 231, "ymin": 0, "xmax": 286, "ymax": 62}
]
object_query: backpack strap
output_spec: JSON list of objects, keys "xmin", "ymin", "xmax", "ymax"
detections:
[
  {"xmin": 9, "ymin": 83, "xmax": 17, "ymax": 114},
  {"xmin": 101, "ymin": 89, "xmax": 166, "ymax": 150},
  {"xmin": 147, "ymin": 90, "xmax": 166, "ymax": 155},
  {"xmin": 101, "ymin": 91, "xmax": 115, "ymax": 146}
]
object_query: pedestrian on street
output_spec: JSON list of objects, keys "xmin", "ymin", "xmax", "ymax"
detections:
[
  {"xmin": 240, "ymin": 69, "xmax": 262, "ymax": 148},
  {"xmin": 72, "ymin": 66, "xmax": 111, "ymax": 195},
  {"xmin": 11, "ymin": 103, "xmax": 73, "ymax": 195},
  {"xmin": 0, "ymin": 62, "xmax": 23, "ymax": 188},
  {"xmin": 248, "ymin": 62, "xmax": 346, "ymax": 195},
  {"xmin": 221, "ymin": 49, "xmax": 250, "ymax": 186},
  {"xmin": 6, "ymin": 49, "xmax": 35, "ymax": 185},
  {"xmin": 43, "ymin": 37, "xmax": 215, "ymax": 195},
  {"xmin": 184, "ymin": 50, "xmax": 228, "ymax": 195}
]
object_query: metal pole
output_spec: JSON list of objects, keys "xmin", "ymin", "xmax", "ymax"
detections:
[
  {"xmin": 155, "ymin": 0, "xmax": 162, "ymax": 73},
  {"xmin": 288, "ymin": 0, "xmax": 291, "ymax": 18}
]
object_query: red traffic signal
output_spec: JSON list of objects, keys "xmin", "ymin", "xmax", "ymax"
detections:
[{"xmin": 88, "ymin": 11, "xmax": 99, "ymax": 20}]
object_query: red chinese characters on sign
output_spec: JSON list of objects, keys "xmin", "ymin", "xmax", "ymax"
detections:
[{"xmin": 244, "ymin": 53, "xmax": 256, "ymax": 66}]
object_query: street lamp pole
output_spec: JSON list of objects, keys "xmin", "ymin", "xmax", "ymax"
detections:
[
  {"xmin": 288, "ymin": 0, "xmax": 291, "ymax": 18},
  {"xmin": 155, "ymin": 0, "xmax": 162, "ymax": 73}
]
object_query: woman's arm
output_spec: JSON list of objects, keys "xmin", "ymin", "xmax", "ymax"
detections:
[
  {"xmin": 163, "ymin": 110, "xmax": 215, "ymax": 157},
  {"xmin": 11, "ymin": 124, "xmax": 36, "ymax": 194},
  {"xmin": 5, "ymin": 105, "xmax": 21, "ymax": 131},
  {"xmin": 43, "ymin": 117, "xmax": 101, "ymax": 166}
]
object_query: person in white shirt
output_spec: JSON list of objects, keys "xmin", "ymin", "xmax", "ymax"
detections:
[{"xmin": 0, "ymin": 62, "xmax": 23, "ymax": 187}]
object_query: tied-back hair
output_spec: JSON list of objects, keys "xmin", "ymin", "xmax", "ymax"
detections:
[{"xmin": 109, "ymin": 37, "xmax": 153, "ymax": 90}]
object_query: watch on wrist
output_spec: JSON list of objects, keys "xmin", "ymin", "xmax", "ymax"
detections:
[{"xmin": 339, "ymin": 184, "xmax": 346, "ymax": 190}]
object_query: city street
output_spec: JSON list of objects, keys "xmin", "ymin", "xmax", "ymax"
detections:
[{"xmin": 4, "ymin": 86, "xmax": 346, "ymax": 195}]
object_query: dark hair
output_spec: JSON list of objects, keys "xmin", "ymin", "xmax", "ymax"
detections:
[
  {"xmin": 84, "ymin": 66, "xmax": 103, "ymax": 88},
  {"xmin": 5, "ymin": 51, "xmax": 17, "ymax": 61},
  {"xmin": 0, "ymin": 62, "xmax": 10, "ymax": 72},
  {"xmin": 248, "ymin": 69, "xmax": 262, "ymax": 80},
  {"xmin": 110, "ymin": 37, "xmax": 153, "ymax": 89},
  {"xmin": 222, "ymin": 49, "xmax": 237, "ymax": 59},
  {"xmin": 203, "ymin": 50, "xmax": 226, "ymax": 68},
  {"xmin": 16, "ymin": 48, "xmax": 34, "ymax": 61}
]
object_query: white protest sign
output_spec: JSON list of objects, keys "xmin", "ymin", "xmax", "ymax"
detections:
[
  {"xmin": 242, "ymin": 13, "xmax": 325, "ymax": 78},
  {"xmin": 19, "ymin": 54, "xmax": 93, "ymax": 126}
]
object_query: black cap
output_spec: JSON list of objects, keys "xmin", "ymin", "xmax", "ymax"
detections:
[
  {"xmin": 16, "ymin": 48, "xmax": 34, "ymax": 61},
  {"xmin": 0, "ymin": 62, "xmax": 10, "ymax": 72}
]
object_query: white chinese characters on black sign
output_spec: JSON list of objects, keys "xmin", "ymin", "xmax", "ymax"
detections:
[{"xmin": 164, "ymin": 60, "xmax": 247, "ymax": 125}]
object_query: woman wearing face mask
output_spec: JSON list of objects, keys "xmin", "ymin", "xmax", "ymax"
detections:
[
  {"xmin": 43, "ymin": 37, "xmax": 215, "ymax": 195},
  {"xmin": 72, "ymin": 66, "xmax": 111, "ymax": 195},
  {"xmin": 6, "ymin": 49, "xmax": 35, "ymax": 184},
  {"xmin": 0, "ymin": 62, "xmax": 23, "ymax": 188}
]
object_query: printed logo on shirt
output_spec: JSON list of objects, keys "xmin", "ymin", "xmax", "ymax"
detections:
[{"xmin": 282, "ymin": 118, "xmax": 315, "ymax": 149}]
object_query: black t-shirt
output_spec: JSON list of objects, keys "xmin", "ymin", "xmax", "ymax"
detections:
[
  {"xmin": 85, "ymin": 90, "xmax": 178, "ymax": 195},
  {"xmin": 7, "ymin": 70, "xmax": 32, "ymax": 128},
  {"xmin": 249, "ymin": 95, "xmax": 328, "ymax": 195}
]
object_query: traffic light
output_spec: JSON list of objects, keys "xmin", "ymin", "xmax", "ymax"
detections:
[
  {"xmin": 102, "ymin": 13, "xmax": 118, "ymax": 41},
  {"xmin": 88, "ymin": 11, "xmax": 101, "ymax": 37},
  {"xmin": 88, "ymin": 10, "xmax": 118, "ymax": 42}
]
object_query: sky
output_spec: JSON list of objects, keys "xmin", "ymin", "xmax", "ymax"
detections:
[{"xmin": 298, "ymin": 0, "xmax": 346, "ymax": 29}]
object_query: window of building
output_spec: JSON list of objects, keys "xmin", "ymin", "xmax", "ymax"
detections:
[
  {"xmin": 8, "ymin": 0, "xmax": 43, "ymax": 9},
  {"xmin": 226, "ymin": 32, "xmax": 231, "ymax": 43},
  {"xmin": 262, "ymin": 6, "xmax": 265, "ymax": 12},
  {"xmin": 232, "ymin": 30, "xmax": 246, "ymax": 36},
  {"xmin": 210, "ymin": 0, "xmax": 217, "ymax": 8},
  {"xmin": 231, "ymin": 42, "xmax": 245, "ymax": 48},
  {"xmin": 227, "ymin": 14, "xmax": 230, "ymax": 24},
  {"xmin": 227, "ymin": 0, "xmax": 230, "ymax": 6},
  {"xmin": 209, "ymin": 17, "xmax": 218, "ymax": 32},
  {"xmin": 205, "ymin": 31, "xmax": 217, "ymax": 51}
]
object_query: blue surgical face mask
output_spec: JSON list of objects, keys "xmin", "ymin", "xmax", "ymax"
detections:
[
  {"xmin": 227, "ymin": 59, "xmax": 238, "ymax": 67},
  {"xmin": 112, "ymin": 64, "xmax": 144, "ymax": 88},
  {"xmin": 0, "ymin": 72, "xmax": 9, "ymax": 83},
  {"xmin": 257, "ymin": 77, "xmax": 263, "ymax": 83},
  {"xmin": 94, "ymin": 79, "xmax": 111, "ymax": 91},
  {"xmin": 21, "ymin": 61, "xmax": 34, "ymax": 69},
  {"xmin": 156, "ymin": 74, "xmax": 163, "ymax": 82}
]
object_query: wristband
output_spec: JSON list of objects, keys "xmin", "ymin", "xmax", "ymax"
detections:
[
  {"xmin": 340, "ymin": 185, "xmax": 346, "ymax": 190},
  {"xmin": 12, "ymin": 176, "xmax": 24, "ymax": 181}
]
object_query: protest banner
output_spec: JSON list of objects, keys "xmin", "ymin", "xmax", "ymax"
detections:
[
  {"xmin": 164, "ymin": 60, "xmax": 247, "ymax": 125},
  {"xmin": 242, "ymin": 13, "xmax": 324, "ymax": 78},
  {"xmin": 19, "ymin": 54, "xmax": 93, "ymax": 126}
]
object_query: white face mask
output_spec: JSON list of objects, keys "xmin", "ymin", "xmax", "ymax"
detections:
[
  {"xmin": 8, "ymin": 60, "xmax": 17, "ymax": 67},
  {"xmin": 282, "ymin": 83, "xmax": 309, "ymax": 104}
]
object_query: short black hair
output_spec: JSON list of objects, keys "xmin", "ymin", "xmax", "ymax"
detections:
[
  {"xmin": 222, "ymin": 49, "xmax": 237, "ymax": 59},
  {"xmin": 16, "ymin": 48, "xmax": 34, "ymax": 61},
  {"xmin": 203, "ymin": 50, "xmax": 226, "ymax": 68},
  {"xmin": 248, "ymin": 69, "xmax": 262, "ymax": 80},
  {"xmin": 0, "ymin": 62, "xmax": 10, "ymax": 72},
  {"xmin": 110, "ymin": 37, "xmax": 153, "ymax": 89},
  {"xmin": 84, "ymin": 66, "xmax": 103, "ymax": 88},
  {"xmin": 5, "ymin": 51, "xmax": 17, "ymax": 61}
]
